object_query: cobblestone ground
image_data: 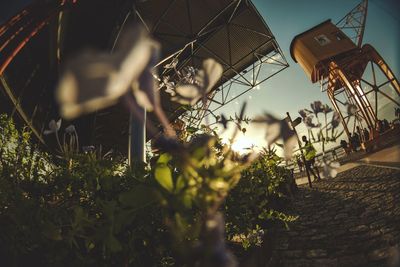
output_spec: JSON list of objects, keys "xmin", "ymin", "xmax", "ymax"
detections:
[{"xmin": 268, "ymin": 165, "xmax": 400, "ymax": 267}]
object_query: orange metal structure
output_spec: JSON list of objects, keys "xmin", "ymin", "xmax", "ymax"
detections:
[{"xmin": 290, "ymin": 17, "xmax": 400, "ymax": 144}]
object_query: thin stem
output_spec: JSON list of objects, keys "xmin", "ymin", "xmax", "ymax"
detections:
[
  {"xmin": 74, "ymin": 129, "xmax": 79, "ymax": 152},
  {"xmin": 54, "ymin": 131, "xmax": 63, "ymax": 153},
  {"xmin": 324, "ymin": 113, "xmax": 328, "ymax": 142}
]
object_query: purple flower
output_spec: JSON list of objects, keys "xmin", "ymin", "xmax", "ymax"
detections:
[
  {"xmin": 310, "ymin": 101, "xmax": 324, "ymax": 115},
  {"xmin": 303, "ymin": 115, "xmax": 321, "ymax": 128},
  {"xmin": 252, "ymin": 113, "xmax": 296, "ymax": 160},
  {"xmin": 219, "ymin": 114, "xmax": 229, "ymax": 129},
  {"xmin": 346, "ymin": 102, "xmax": 358, "ymax": 116},
  {"xmin": 322, "ymin": 104, "xmax": 333, "ymax": 114},
  {"xmin": 331, "ymin": 112, "xmax": 340, "ymax": 129},
  {"xmin": 299, "ymin": 109, "xmax": 311, "ymax": 118}
]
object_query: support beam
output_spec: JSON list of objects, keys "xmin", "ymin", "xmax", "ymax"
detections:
[{"xmin": 128, "ymin": 107, "xmax": 146, "ymax": 165}]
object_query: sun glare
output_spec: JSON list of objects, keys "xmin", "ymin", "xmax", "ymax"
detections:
[{"xmin": 231, "ymin": 136, "xmax": 255, "ymax": 154}]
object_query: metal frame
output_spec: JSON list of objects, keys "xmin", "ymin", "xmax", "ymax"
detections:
[
  {"xmin": 0, "ymin": 0, "xmax": 77, "ymax": 144},
  {"xmin": 0, "ymin": 0, "xmax": 289, "ymax": 155},
  {"xmin": 336, "ymin": 0, "xmax": 368, "ymax": 48},
  {"xmin": 179, "ymin": 44, "xmax": 288, "ymax": 127},
  {"xmin": 135, "ymin": 0, "xmax": 289, "ymax": 127},
  {"xmin": 316, "ymin": 0, "xmax": 400, "ymax": 145},
  {"xmin": 325, "ymin": 45, "xmax": 400, "ymax": 142}
]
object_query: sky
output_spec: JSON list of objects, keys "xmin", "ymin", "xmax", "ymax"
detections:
[
  {"xmin": 1, "ymin": 0, "xmax": 399, "ymax": 156},
  {"xmin": 215, "ymin": 0, "xmax": 400, "ymax": 155}
]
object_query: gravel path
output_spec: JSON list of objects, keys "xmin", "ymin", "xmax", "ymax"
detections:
[{"xmin": 268, "ymin": 165, "xmax": 400, "ymax": 267}]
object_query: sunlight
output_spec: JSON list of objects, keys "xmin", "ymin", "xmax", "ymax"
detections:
[{"xmin": 231, "ymin": 136, "xmax": 255, "ymax": 154}]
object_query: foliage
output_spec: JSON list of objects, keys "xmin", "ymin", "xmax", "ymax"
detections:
[
  {"xmin": 0, "ymin": 114, "xmax": 296, "ymax": 266},
  {"xmin": 0, "ymin": 114, "xmax": 168, "ymax": 266},
  {"xmin": 224, "ymin": 149, "xmax": 298, "ymax": 250}
]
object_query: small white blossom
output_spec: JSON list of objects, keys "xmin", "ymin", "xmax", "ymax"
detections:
[
  {"xmin": 82, "ymin": 145, "xmax": 95, "ymax": 152},
  {"xmin": 164, "ymin": 57, "xmax": 178, "ymax": 69},
  {"xmin": 171, "ymin": 58, "xmax": 223, "ymax": 105},
  {"xmin": 43, "ymin": 119, "xmax": 62, "ymax": 135},
  {"xmin": 319, "ymin": 157, "xmax": 340, "ymax": 178},
  {"xmin": 65, "ymin": 125, "xmax": 76, "ymax": 134}
]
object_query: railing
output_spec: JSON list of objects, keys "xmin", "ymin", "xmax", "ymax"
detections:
[
  {"xmin": 287, "ymin": 125, "xmax": 400, "ymax": 177},
  {"xmin": 286, "ymin": 145, "xmax": 346, "ymax": 176}
]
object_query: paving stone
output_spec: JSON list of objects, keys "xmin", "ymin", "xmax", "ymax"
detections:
[
  {"xmin": 281, "ymin": 249, "xmax": 303, "ymax": 258},
  {"xmin": 281, "ymin": 259, "xmax": 313, "ymax": 267},
  {"xmin": 306, "ymin": 249, "xmax": 327, "ymax": 258},
  {"xmin": 349, "ymin": 224, "xmax": 369, "ymax": 232},
  {"xmin": 311, "ymin": 258, "xmax": 338, "ymax": 267},
  {"xmin": 367, "ymin": 247, "xmax": 391, "ymax": 261},
  {"xmin": 334, "ymin": 212, "xmax": 348, "ymax": 220},
  {"xmin": 264, "ymin": 166, "xmax": 400, "ymax": 267},
  {"xmin": 310, "ymin": 234, "xmax": 328, "ymax": 240},
  {"xmin": 337, "ymin": 254, "xmax": 368, "ymax": 267}
]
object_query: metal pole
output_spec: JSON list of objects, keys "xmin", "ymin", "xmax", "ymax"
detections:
[
  {"xmin": 286, "ymin": 112, "xmax": 312, "ymax": 188},
  {"xmin": 128, "ymin": 107, "xmax": 146, "ymax": 165}
]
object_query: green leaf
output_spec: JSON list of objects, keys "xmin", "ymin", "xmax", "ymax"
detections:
[
  {"xmin": 155, "ymin": 164, "xmax": 174, "ymax": 192},
  {"xmin": 106, "ymin": 234, "xmax": 122, "ymax": 252},
  {"xmin": 175, "ymin": 175, "xmax": 185, "ymax": 192},
  {"xmin": 182, "ymin": 193, "xmax": 192, "ymax": 208},
  {"xmin": 157, "ymin": 153, "xmax": 172, "ymax": 164},
  {"xmin": 43, "ymin": 222, "xmax": 63, "ymax": 241},
  {"xmin": 186, "ymin": 126, "xmax": 198, "ymax": 133},
  {"xmin": 118, "ymin": 185, "xmax": 157, "ymax": 209}
]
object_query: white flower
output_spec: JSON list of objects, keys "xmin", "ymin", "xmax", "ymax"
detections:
[
  {"xmin": 56, "ymin": 25, "xmax": 176, "ymax": 137},
  {"xmin": 252, "ymin": 113, "xmax": 296, "ymax": 160},
  {"xmin": 82, "ymin": 145, "xmax": 95, "ymax": 152},
  {"xmin": 161, "ymin": 76, "xmax": 176, "ymax": 96},
  {"xmin": 43, "ymin": 119, "xmax": 62, "ymax": 135},
  {"xmin": 319, "ymin": 157, "xmax": 340, "ymax": 178},
  {"xmin": 56, "ymin": 26, "xmax": 160, "ymax": 119},
  {"xmin": 180, "ymin": 66, "xmax": 197, "ymax": 84},
  {"xmin": 164, "ymin": 57, "xmax": 178, "ymax": 69},
  {"xmin": 65, "ymin": 125, "xmax": 76, "ymax": 134},
  {"xmin": 171, "ymin": 58, "xmax": 223, "ymax": 105}
]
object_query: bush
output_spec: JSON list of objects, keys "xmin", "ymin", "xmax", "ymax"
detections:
[
  {"xmin": 224, "ymin": 149, "xmax": 298, "ymax": 250},
  {"xmin": 0, "ymin": 114, "xmax": 169, "ymax": 266},
  {"xmin": 0, "ymin": 115, "xmax": 296, "ymax": 266}
]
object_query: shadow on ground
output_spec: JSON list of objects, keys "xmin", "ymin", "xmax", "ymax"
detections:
[{"xmin": 245, "ymin": 165, "xmax": 400, "ymax": 267}]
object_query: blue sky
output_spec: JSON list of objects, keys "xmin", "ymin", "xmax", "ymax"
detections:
[{"xmin": 217, "ymin": 0, "xmax": 400, "ymax": 154}]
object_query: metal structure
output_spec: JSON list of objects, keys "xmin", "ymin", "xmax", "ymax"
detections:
[
  {"xmin": 133, "ymin": 0, "xmax": 288, "ymax": 128},
  {"xmin": 0, "ymin": 0, "xmax": 288, "ymax": 154},
  {"xmin": 290, "ymin": 0, "xmax": 400, "ymax": 144},
  {"xmin": 335, "ymin": 0, "xmax": 368, "ymax": 48},
  {"xmin": 182, "ymin": 43, "xmax": 288, "ymax": 127}
]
